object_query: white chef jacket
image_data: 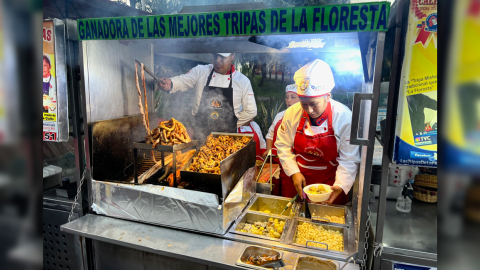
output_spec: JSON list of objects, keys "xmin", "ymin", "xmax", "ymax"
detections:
[
  {"xmin": 266, "ymin": 110, "xmax": 286, "ymax": 140},
  {"xmin": 43, "ymin": 75, "xmax": 57, "ymax": 98},
  {"xmin": 275, "ymin": 100, "xmax": 360, "ymax": 194},
  {"xmin": 238, "ymin": 121, "xmax": 267, "ymax": 150},
  {"xmin": 170, "ymin": 64, "xmax": 257, "ymax": 127}
]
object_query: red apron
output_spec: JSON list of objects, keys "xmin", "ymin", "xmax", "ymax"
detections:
[
  {"xmin": 237, "ymin": 123, "xmax": 265, "ymax": 162},
  {"xmin": 282, "ymin": 102, "xmax": 348, "ymax": 205}
]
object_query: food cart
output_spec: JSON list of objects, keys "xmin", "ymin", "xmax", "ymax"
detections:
[{"xmin": 59, "ymin": 2, "xmax": 392, "ymax": 269}]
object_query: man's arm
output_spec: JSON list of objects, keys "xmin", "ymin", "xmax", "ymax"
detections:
[
  {"xmin": 235, "ymin": 82, "xmax": 257, "ymax": 127},
  {"xmin": 333, "ymin": 115, "xmax": 360, "ymax": 195},
  {"xmin": 275, "ymin": 110, "xmax": 300, "ymax": 177},
  {"xmin": 420, "ymin": 94, "xmax": 438, "ymax": 110}
]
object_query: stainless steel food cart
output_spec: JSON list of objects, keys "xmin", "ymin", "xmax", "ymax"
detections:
[{"xmin": 58, "ymin": 1, "xmax": 393, "ymax": 269}]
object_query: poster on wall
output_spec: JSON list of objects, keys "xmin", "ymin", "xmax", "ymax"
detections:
[
  {"xmin": 393, "ymin": 0, "xmax": 437, "ymax": 167},
  {"xmin": 43, "ymin": 19, "xmax": 68, "ymax": 142},
  {"xmin": 43, "ymin": 21, "xmax": 58, "ymax": 141}
]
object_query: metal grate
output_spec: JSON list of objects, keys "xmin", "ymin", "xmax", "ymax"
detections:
[{"xmin": 43, "ymin": 208, "xmax": 81, "ymax": 270}]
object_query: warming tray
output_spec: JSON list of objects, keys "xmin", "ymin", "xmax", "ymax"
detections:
[
  {"xmin": 293, "ymin": 255, "xmax": 339, "ymax": 270},
  {"xmin": 180, "ymin": 132, "xmax": 255, "ymax": 200},
  {"xmin": 247, "ymin": 194, "xmax": 297, "ymax": 218},
  {"xmin": 296, "ymin": 203, "xmax": 350, "ymax": 227},
  {"xmin": 232, "ymin": 212, "xmax": 291, "ymax": 242},
  {"xmin": 286, "ymin": 218, "xmax": 346, "ymax": 254},
  {"xmin": 236, "ymin": 245, "xmax": 284, "ymax": 270}
]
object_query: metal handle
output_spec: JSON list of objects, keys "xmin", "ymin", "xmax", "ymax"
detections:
[
  {"xmin": 312, "ymin": 216, "xmax": 330, "ymax": 223},
  {"xmin": 135, "ymin": 59, "xmax": 163, "ymax": 82},
  {"xmin": 256, "ymin": 149, "xmax": 272, "ymax": 183},
  {"xmin": 306, "ymin": 240, "xmax": 329, "ymax": 250},
  {"xmin": 350, "ymin": 93, "xmax": 374, "ymax": 146}
]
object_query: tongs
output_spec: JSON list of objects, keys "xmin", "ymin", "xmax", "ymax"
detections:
[
  {"xmin": 257, "ymin": 258, "xmax": 285, "ymax": 269},
  {"xmin": 303, "ymin": 194, "xmax": 312, "ymax": 219},
  {"xmin": 256, "ymin": 149, "xmax": 273, "ymax": 191},
  {"xmin": 280, "ymin": 194, "xmax": 299, "ymax": 215}
]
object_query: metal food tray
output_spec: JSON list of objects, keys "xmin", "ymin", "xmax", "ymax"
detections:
[
  {"xmin": 247, "ymin": 194, "xmax": 297, "ymax": 218},
  {"xmin": 296, "ymin": 203, "xmax": 350, "ymax": 228},
  {"xmin": 180, "ymin": 132, "xmax": 256, "ymax": 200},
  {"xmin": 293, "ymin": 255, "xmax": 339, "ymax": 270},
  {"xmin": 232, "ymin": 212, "xmax": 290, "ymax": 242},
  {"xmin": 236, "ymin": 245, "xmax": 284, "ymax": 270},
  {"xmin": 286, "ymin": 218, "xmax": 346, "ymax": 254}
]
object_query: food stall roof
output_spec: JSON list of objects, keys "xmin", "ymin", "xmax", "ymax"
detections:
[{"xmin": 43, "ymin": 0, "xmax": 151, "ymax": 20}]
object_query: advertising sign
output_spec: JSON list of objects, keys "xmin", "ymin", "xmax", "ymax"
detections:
[
  {"xmin": 393, "ymin": 262, "xmax": 436, "ymax": 270},
  {"xmin": 43, "ymin": 21, "xmax": 58, "ymax": 141},
  {"xmin": 77, "ymin": 2, "xmax": 390, "ymax": 41},
  {"xmin": 393, "ymin": 0, "xmax": 437, "ymax": 167},
  {"xmin": 43, "ymin": 19, "xmax": 68, "ymax": 142}
]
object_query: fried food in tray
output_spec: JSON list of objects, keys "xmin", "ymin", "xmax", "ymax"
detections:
[
  {"xmin": 145, "ymin": 118, "xmax": 191, "ymax": 148},
  {"xmin": 244, "ymin": 254, "xmax": 280, "ymax": 266},
  {"xmin": 186, "ymin": 135, "xmax": 251, "ymax": 174}
]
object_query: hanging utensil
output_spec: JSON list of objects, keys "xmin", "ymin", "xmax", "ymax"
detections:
[
  {"xmin": 304, "ymin": 196, "xmax": 312, "ymax": 219},
  {"xmin": 280, "ymin": 194, "xmax": 299, "ymax": 215},
  {"xmin": 257, "ymin": 258, "xmax": 286, "ymax": 269}
]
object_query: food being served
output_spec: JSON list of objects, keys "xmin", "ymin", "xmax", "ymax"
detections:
[
  {"xmin": 324, "ymin": 215, "xmax": 345, "ymax": 224},
  {"xmin": 238, "ymin": 218, "xmax": 286, "ymax": 239},
  {"xmin": 146, "ymin": 118, "xmax": 192, "ymax": 148},
  {"xmin": 294, "ymin": 222, "xmax": 344, "ymax": 252},
  {"xmin": 307, "ymin": 185, "xmax": 331, "ymax": 195},
  {"xmin": 244, "ymin": 254, "xmax": 280, "ymax": 266},
  {"xmin": 186, "ymin": 135, "xmax": 250, "ymax": 174}
]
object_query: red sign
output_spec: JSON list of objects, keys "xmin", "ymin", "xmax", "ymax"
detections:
[{"xmin": 43, "ymin": 132, "xmax": 57, "ymax": 141}]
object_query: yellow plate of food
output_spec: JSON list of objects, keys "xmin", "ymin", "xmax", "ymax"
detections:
[{"xmin": 303, "ymin": 184, "xmax": 332, "ymax": 202}]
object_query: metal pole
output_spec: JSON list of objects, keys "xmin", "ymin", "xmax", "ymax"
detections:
[
  {"xmin": 356, "ymin": 31, "xmax": 387, "ymax": 264},
  {"xmin": 373, "ymin": 1, "xmax": 407, "ymax": 269}
]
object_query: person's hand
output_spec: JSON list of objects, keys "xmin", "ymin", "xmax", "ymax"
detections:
[
  {"xmin": 324, "ymin": 186, "xmax": 344, "ymax": 204},
  {"xmin": 292, "ymin": 172, "xmax": 306, "ymax": 199},
  {"xmin": 157, "ymin": 78, "xmax": 172, "ymax": 91},
  {"xmin": 262, "ymin": 149, "xmax": 270, "ymax": 159}
]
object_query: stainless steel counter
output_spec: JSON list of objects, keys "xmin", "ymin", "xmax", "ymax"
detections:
[
  {"xmin": 370, "ymin": 198, "xmax": 437, "ymax": 263},
  {"xmin": 62, "ymin": 214, "xmax": 359, "ymax": 270}
]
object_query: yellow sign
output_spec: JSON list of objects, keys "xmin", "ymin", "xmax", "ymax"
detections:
[
  {"xmin": 394, "ymin": 0, "xmax": 437, "ymax": 166},
  {"xmin": 43, "ymin": 113, "xmax": 57, "ymax": 121}
]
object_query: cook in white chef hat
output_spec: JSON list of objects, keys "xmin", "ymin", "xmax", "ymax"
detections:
[
  {"xmin": 294, "ymin": 59, "xmax": 335, "ymax": 97},
  {"xmin": 285, "ymin": 84, "xmax": 300, "ymax": 108},
  {"xmin": 285, "ymin": 84, "xmax": 297, "ymax": 93},
  {"xmin": 217, "ymin": 53, "xmax": 234, "ymax": 57}
]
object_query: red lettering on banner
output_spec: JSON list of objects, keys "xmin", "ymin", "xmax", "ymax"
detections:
[{"xmin": 43, "ymin": 28, "xmax": 52, "ymax": 42}]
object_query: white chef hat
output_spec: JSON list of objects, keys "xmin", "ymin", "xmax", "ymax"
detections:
[
  {"xmin": 285, "ymin": 84, "xmax": 297, "ymax": 93},
  {"xmin": 294, "ymin": 59, "xmax": 335, "ymax": 97},
  {"xmin": 217, "ymin": 53, "xmax": 233, "ymax": 57}
]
